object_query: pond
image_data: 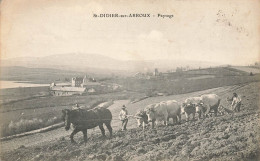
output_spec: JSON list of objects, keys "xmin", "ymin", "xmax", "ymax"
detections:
[{"xmin": 0, "ymin": 81, "xmax": 50, "ymax": 89}]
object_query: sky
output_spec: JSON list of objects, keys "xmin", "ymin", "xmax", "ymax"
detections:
[{"xmin": 1, "ymin": 0, "xmax": 259, "ymax": 65}]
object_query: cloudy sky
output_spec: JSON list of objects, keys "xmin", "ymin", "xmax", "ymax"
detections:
[{"xmin": 1, "ymin": 0, "xmax": 259, "ymax": 65}]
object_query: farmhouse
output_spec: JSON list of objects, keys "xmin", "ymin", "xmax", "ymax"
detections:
[
  {"xmin": 49, "ymin": 75, "xmax": 100, "ymax": 96},
  {"xmin": 72, "ymin": 75, "xmax": 96, "ymax": 87},
  {"xmin": 49, "ymin": 75, "xmax": 121, "ymax": 96}
]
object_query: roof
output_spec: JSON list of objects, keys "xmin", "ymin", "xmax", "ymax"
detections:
[
  {"xmin": 72, "ymin": 77, "xmax": 83, "ymax": 81},
  {"xmin": 50, "ymin": 86, "xmax": 86, "ymax": 92},
  {"xmin": 82, "ymin": 82, "xmax": 101, "ymax": 86}
]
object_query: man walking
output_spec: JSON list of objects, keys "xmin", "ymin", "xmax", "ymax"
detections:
[
  {"xmin": 119, "ymin": 105, "xmax": 128, "ymax": 131},
  {"xmin": 231, "ymin": 93, "xmax": 242, "ymax": 112}
]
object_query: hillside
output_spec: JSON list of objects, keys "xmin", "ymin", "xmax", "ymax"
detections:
[
  {"xmin": 183, "ymin": 67, "xmax": 249, "ymax": 76},
  {"xmin": 1, "ymin": 82, "xmax": 259, "ymax": 161},
  {"xmin": 229, "ymin": 66, "xmax": 260, "ymax": 74}
]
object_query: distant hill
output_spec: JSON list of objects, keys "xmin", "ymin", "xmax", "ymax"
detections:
[
  {"xmin": 0, "ymin": 66, "xmax": 85, "ymax": 83},
  {"xmin": 1, "ymin": 53, "xmax": 222, "ymax": 75},
  {"xmin": 163, "ymin": 66, "xmax": 260, "ymax": 80}
]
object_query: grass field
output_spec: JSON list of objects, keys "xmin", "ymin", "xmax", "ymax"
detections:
[
  {"xmin": 0, "ymin": 90, "xmax": 145, "ymax": 137},
  {"xmin": 111, "ymin": 74, "xmax": 260, "ymax": 96}
]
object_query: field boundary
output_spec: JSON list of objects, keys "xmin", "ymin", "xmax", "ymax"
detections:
[
  {"xmin": 130, "ymin": 96, "xmax": 150, "ymax": 104},
  {"xmin": 0, "ymin": 122, "xmax": 64, "ymax": 141}
]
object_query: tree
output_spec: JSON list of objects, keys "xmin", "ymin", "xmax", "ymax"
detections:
[{"xmin": 176, "ymin": 67, "xmax": 183, "ymax": 72}]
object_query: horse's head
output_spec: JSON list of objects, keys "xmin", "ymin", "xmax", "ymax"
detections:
[{"xmin": 62, "ymin": 109, "xmax": 71, "ymax": 131}]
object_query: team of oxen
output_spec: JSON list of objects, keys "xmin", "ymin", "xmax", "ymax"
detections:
[
  {"xmin": 62, "ymin": 93, "xmax": 223, "ymax": 143},
  {"xmin": 135, "ymin": 94, "xmax": 222, "ymax": 129}
]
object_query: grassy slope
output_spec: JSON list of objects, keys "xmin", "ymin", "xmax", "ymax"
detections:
[
  {"xmin": 1, "ymin": 82, "xmax": 259, "ymax": 161},
  {"xmin": 112, "ymin": 74, "xmax": 260, "ymax": 96},
  {"xmin": 230, "ymin": 66, "xmax": 260, "ymax": 74},
  {"xmin": 0, "ymin": 91, "xmax": 145, "ymax": 137}
]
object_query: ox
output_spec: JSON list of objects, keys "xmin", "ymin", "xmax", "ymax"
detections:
[
  {"xmin": 135, "ymin": 109, "xmax": 149, "ymax": 130},
  {"xmin": 181, "ymin": 97, "xmax": 202, "ymax": 121},
  {"xmin": 181, "ymin": 103, "xmax": 196, "ymax": 121},
  {"xmin": 145, "ymin": 100, "xmax": 181, "ymax": 128},
  {"xmin": 184, "ymin": 97, "xmax": 202, "ymax": 105},
  {"xmin": 195, "ymin": 103, "xmax": 207, "ymax": 119},
  {"xmin": 196, "ymin": 94, "xmax": 221, "ymax": 117}
]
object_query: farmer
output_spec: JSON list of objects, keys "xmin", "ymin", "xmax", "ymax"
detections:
[
  {"xmin": 119, "ymin": 105, "xmax": 128, "ymax": 131},
  {"xmin": 231, "ymin": 93, "xmax": 242, "ymax": 112}
]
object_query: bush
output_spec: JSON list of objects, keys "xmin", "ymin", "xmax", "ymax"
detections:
[{"xmin": 2, "ymin": 116, "xmax": 62, "ymax": 137}]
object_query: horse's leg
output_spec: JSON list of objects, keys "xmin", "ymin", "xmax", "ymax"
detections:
[
  {"xmin": 104, "ymin": 122, "xmax": 113, "ymax": 138},
  {"xmin": 198, "ymin": 111, "xmax": 201, "ymax": 120},
  {"xmin": 99, "ymin": 124, "xmax": 106, "ymax": 137},
  {"xmin": 82, "ymin": 130, "xmax": 88, "ymax": 144},
  {"xmin": 152, "ymin": 120, "xmax": 155, "ymax": 129},
  {"xmin": 70, "ymin": 128, "xmax": 80, "ymax": 144}
]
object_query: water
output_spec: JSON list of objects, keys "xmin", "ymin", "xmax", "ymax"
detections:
[{"xmin": 0, "ymin": 81, "xmax": 50, "ymax": 89}]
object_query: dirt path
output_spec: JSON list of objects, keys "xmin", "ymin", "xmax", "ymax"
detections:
[{"xmin": 0, "ymin": 84, "xmax": 250, "ymax": 154}]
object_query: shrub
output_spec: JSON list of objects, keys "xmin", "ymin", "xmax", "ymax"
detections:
[{"xmin": 2, "ymin": 116, "xmax": 62, "ymax": 137}]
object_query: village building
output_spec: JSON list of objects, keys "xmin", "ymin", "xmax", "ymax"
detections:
[
  {"xmin": 49, "ymin": 84, "xmax": 86, "ymax": 96},
  {"xmin": 50, "ymin": 75, "xmax": 100, "ymax": 96},
  {"xmin": 72, "ymin": 77, "xmax": 84, "ymax": 87},
  {"xmin": 154, "ymin": 68, "xmax": 159, "ymax": 76}
]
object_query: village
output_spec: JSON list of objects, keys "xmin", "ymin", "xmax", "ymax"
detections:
[{"xmin": 49, "ymin": 75, "xmax": 121, "ymax": 96}]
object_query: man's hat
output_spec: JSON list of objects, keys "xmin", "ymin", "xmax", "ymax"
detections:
[{"xmin": 122, "ymin": 105, "xmax": 126, "ymax": 109}]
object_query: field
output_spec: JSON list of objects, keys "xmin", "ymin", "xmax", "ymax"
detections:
[
  {"xmin": 110, "ymin": 74, "xmax": 260, "ymax": 96},
  {"xmin": 0, "ymin": 66, "xmax": 259, "ymax": 160},
  {"xmin": 0, "ymin": 81, "xmax": 259, "ymax": 161},
  {"xmin": 0, "ymin": 68, "xmax": 259, "ymax": 137}
]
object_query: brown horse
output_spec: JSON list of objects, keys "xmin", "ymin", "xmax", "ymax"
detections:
[{"xmin": 62, "ymin": 107, "xmax": 113, "ymax": 143}]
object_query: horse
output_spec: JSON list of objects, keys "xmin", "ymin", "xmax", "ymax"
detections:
[{"xmin": 62, "ymin": 107, "xmax": 113, "ymax": 144}]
